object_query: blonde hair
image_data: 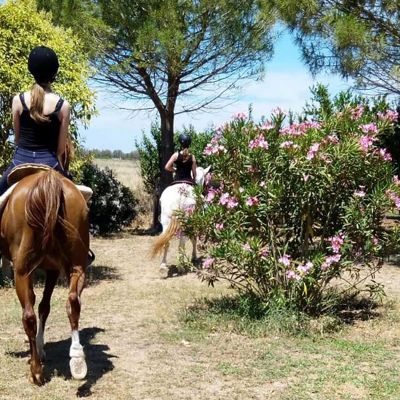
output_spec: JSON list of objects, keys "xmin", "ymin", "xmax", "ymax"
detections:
[
  {"xmin": 30, "ymin": 83, "xmax": 50, "ymax": 124},
  {"xmin": 182, "ymin": 147, "xmax": 190, "ymax": 158}
]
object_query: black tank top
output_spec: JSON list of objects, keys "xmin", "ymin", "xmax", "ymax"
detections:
[
  {"xmin": 174, "ymin": 152, "xmax": 193, "ymax": 181},
  {"xmin": 18, "ymin": 93, "xmax": 64, "ymax": 152}
]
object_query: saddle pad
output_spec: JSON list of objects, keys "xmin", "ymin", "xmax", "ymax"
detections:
[
  {"xmin": 0, "ymin": 182, "xmax": 92, "ymax": 213},
  {"xmin": 7, "ymin": 164, "xmax": 52, "ymax": 185}
]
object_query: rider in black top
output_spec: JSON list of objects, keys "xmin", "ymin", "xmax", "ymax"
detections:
[
  {"xmin": 165, "ymin": 134, "xmax": 197, "ymax": 183},
  {"xmin": 0, "ymin": 46, "xmax": 70, "ymax": 196}
]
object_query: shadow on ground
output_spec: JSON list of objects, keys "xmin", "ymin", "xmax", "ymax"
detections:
[
  {"xmin": 86, "ymin": 265, "xmax": 122, "ymax": 286},
  {"xmin": 7, "ymin": 327, "xmax": 117, "ymax": 397}
]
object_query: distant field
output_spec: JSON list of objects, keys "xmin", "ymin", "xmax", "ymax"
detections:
[
  {"xmin": 94, "ymin": 158, "xmax": 153, "ymax": 227},
  {"xmin": 94, "ymin": 158, "xmax": 141, "ymax": 191}
]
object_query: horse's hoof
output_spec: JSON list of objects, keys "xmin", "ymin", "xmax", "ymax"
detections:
[
  {"xmin": 159, "ymin": 264, "xmax": 169, "ymax": 279},
  {"xmin": 70, "ymin": 356, "xmax": 87, "ymax": 380},
  {"xmin": 29, "ymin": 372, "xmax": 45, "ymax": 386}
]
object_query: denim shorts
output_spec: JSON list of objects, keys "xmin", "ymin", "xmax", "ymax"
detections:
[{"xmin": 0, "ymin": 147, "xmax": 64, "ymax": 196}]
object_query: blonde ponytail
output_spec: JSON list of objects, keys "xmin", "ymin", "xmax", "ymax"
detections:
[
  {"xmin": 30, "ymin": 83, "xmax": 49, "ymax": 124},
  {"xmin": 182, "ymin": 147, "xmax": 190, "ymax": 159}
]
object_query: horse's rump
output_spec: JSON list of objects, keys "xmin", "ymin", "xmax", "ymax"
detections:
[{"xmin": 0, "ymin": 169, "xmax": 89, "ymax": 276}]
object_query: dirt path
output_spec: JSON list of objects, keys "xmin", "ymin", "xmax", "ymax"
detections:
[{"xmin": 1, "ymin": 235, "xmax": 400, "ymax": 400}]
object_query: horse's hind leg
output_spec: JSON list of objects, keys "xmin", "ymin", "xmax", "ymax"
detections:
[
  {"xmin": 66, "ymin": 264, "xmax": 87, "ymax": 380},
  {"xmin": 160, "ymin": 242, "xmax": 170, "ymax": 278},
  {"xmin": 15, "ymin": 271, "xmax": 44, "ymax": 385},
  {"xmin": 37, "ymin": 270, "xmax": 59, "ymax": 361}
]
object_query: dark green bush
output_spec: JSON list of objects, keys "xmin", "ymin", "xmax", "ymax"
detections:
[{"xmin": 80, "ymin": 162, "xmax": 137, "ymax": 235}]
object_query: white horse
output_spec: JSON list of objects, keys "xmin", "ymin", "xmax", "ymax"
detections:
[{"xmin": 152, "ymin": 166, "xmax": 210, "ymax": 278}]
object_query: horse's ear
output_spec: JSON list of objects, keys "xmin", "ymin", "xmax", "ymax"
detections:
[{"xmin": 204, "ymin": 165, "xmax": 211, "ymax": 175}]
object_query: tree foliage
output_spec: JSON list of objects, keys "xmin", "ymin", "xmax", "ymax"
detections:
[
  {"xmin": 91, "ymin": 0, "xmax": 276, "ymax": 190},
  {"xmin": 36, "ymin": 0, "xmax": 109, "ymax": 57},
  {"xmin": 0, "ymin": 0, "xmax": 95, "ymax": 171},
  {"xmin": 270, "ymin": 0, "xmax": 400, "ymax": 95}
]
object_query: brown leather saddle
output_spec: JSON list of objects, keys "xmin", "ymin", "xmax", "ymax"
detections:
[{"xmin": 7, "ymin": 163, "xmax": 52, "ymax": 185}]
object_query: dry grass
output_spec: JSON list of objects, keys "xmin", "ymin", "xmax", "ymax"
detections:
[
  {"xmin": 1, "ymin": 160, "xmax": 400, "ymax": 399},
  {"xmin": 1, "ymin": 236, "xmax": 400, "ymax": 399}
]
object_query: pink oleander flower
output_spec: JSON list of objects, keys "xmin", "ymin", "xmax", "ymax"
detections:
[
  {"xmin": 205, "ymin": 189, "xmax": 216, "ymax": 203},
  {"xmin": 325, "ymin": 134, "xmax": 339, "ymax": 144},
  {"xmin": 321, "ymin": 254, "xmax": 341, "ymax": 271},
  {"xmin": 280, "ymin": 121, "xmax": 321, "ymax": 137},
  {"xmin": 372, "ymin": 236, "xmax": 379, "ymax": 246},
  {"xmin": 242, "ymin": 243, "xmax": 251, "ymax": 252},
  {"xmin": 205, "ymin": 172, "xmax": 212, "ymax": 186},
  {"xmin": 286, "ymin": 270, "xmax": 301, "ymax": 281},
  {"xmin": 239, "ymin": 187, "xmax": 245, "ymax": 193},
  {"xmin": 260, "ymin": 181, "xmax": 266, "ymax": 187},
  {"xmin": 360, "ymin": 123, "xmax": 378, "ymax": 134},
  {"xmin": 246, "ymin": 196, "xmax": 259, "ymax": 206},
  {"xmin": 247, "ymin": 165, "xmax": 258, "ymax": 173},
  {"xmin": 330, "ymin": 234, "xmax": 344, "ymax": 253},
  {"xmin": 297, "ymin": 262, "xmax": 313, "ymax": 275},
  {"xmin": 386, "ymin": 189, "xmax": 400, "ymax": 209},
  {"xmin": 249, "ymin": 134, "xmax": 269, "ymax": 150},
  {"xmin": 219, "ymin": 192, "xmax": 230, "ymax": 205},
  {"xmin": 350, "ymin": 105, "xmax": 364, "ymax": 120},
  {"xmin": 306, "ymin": 143, "xmax": 321, "ymax": 160},
  {"xmin": 393, "ymin": 176, "xmax": 400, "ymax": 185},
  {"xmin": 354, "ymin": 186, "xmax": 366, "ymax": 198},
  {"xmin": 215, "ymin": 223, "xmax": 224, "ymax": 230},
  {"xmin": 227, "ymin": 197, "xmax": 239, "ymax": 209},
  {"xmin": 359, "ymin": 135, "xmax": 376, "ymax": 153},
  {"xmin": 259, "ymin": 248, "xmax": 269, "ymax": 257},
  {"xmin": 202, "ymin": 257, "xmax": 215, "ymax": 269},
  {"xmin": 377, "ymin": 110, "xmax": 399, "ymax": 122},
  {"xmin": 261, "ymin": 122, "xmax": 274, "ymax": 131},
  {"xmin": 271, "ymin": 107, "xmax": 286, "ymax": 116},
  {"xmin": 378, "ymin": 148, "xmax": 392, "ymax": 161},
  {"xmin": 233, "ymin": 112, "xmax": 247, "ymax": 121},
  {"xmin": 280, "ymin": 140, "xmax": 294, "ymax": 149},
  {"xmin": 278, "ymin": 254, "xmax": 291, "ymax": 266},
  {"xmin": 303, "ymin": 174, "xmax": 310, "ymax": 182},
  {"xmin": 184, "ymin": 204, "xmax": 195, "ymax": 215},
  {"xmin": 319, "ymin": 154, "xmax": 332, "ymax": 164},
  {"xmin": 203, "ymin": 142, "xmax": 227, "ymax": 156}
]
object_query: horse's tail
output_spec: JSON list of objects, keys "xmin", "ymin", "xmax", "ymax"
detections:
[
  {"xmin": 25, "ymin": 169, "xmax": 67, "ymax": 273},
  {"xmin": 151, "ymin": 216, "xmax": 181, "ymax": 258}
]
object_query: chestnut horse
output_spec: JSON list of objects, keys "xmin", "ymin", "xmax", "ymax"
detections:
[{"xmin": 0, "ymin": 168, "xmax": 89, "ymax": 385}]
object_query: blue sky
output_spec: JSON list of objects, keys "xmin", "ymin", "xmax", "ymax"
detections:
[{"xmin": 82, "ymin": 31, "xmax": 352, "ymax": 151}]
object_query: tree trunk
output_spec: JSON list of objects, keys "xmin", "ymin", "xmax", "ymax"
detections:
[
  {"xmin": 151, "ymin": 110, "xmax": 175, "ymax": 232},
  {"xmin": 159, "ymin": 110, "xmax": 175, "ymax": 191}
]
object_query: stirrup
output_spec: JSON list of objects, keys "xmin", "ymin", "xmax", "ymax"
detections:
[{"xmin": 87, "ymin": 249, "xmax": 95, "ymax": 266}]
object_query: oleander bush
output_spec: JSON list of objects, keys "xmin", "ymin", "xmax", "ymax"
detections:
[{"xmin": 184, "ymin": 86, "xmax": 400, "ymax": 313}]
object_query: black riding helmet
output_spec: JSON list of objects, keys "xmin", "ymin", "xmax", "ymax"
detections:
[
  {"xmin": 28, "ymin": 46, "xmax": 59, "ymax": 83},
  {"xmin": 178, "ymin": 134, "xmax": 192, "ymax": 148}
]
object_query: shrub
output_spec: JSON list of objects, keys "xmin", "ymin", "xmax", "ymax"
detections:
[
  {"xmin": 184, "ymin": 86, "xmax": 400, "ymax": 314},
  {"xmin": 80, "ymin": 162, "xmax": 137, "ymax": 235}
]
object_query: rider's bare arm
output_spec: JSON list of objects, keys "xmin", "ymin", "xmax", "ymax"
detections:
[
  {"xmin": 165, "ymin": 152, "xmax": 178, "ymax": 172},
  {"xmin": 192, "ymin": 155, "xmax": 197, "ymax": 181},
  {"xmin": 57, "ymin": 100, "xmax": 70, "ymax": 169},
  {"xmin": 12, "ymin": 95, "xmax": 22, "ymax": 144}
]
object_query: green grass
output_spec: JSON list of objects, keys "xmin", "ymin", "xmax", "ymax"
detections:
[{"xmin": 163, "ymin": 294, "xmax": 400, "ymax": 399}]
